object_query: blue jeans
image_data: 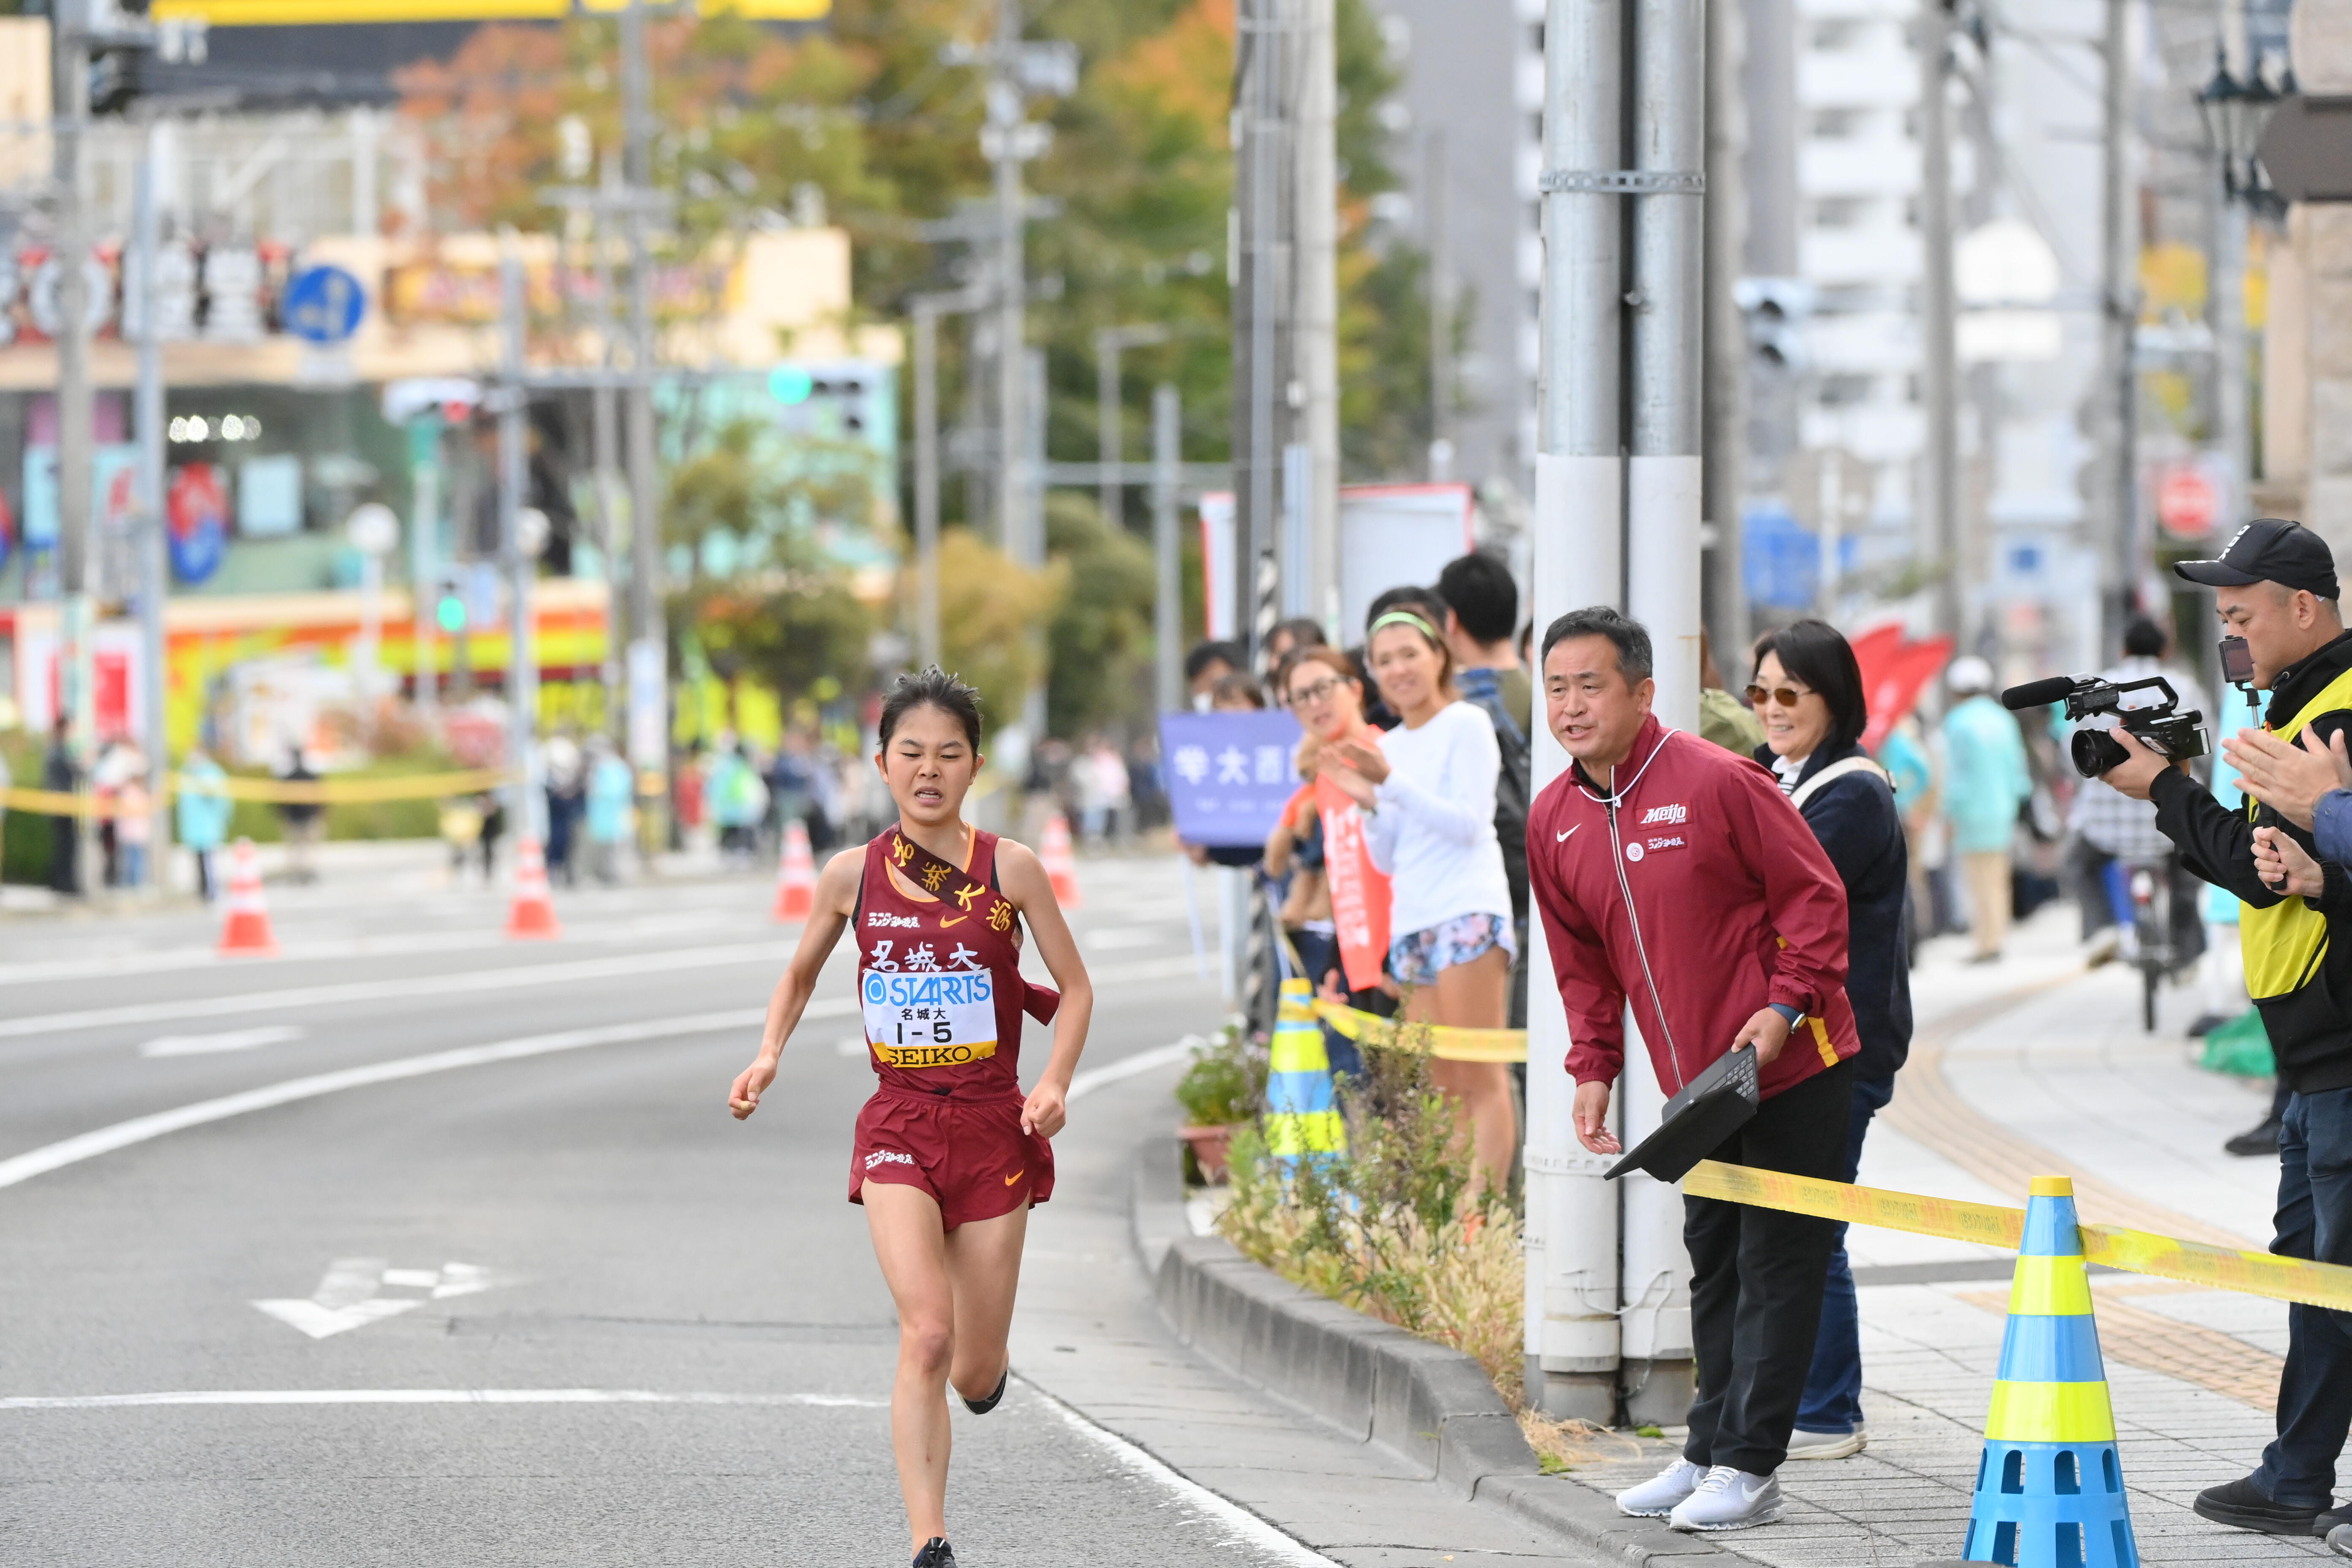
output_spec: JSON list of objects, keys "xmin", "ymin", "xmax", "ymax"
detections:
[
  {"xmin": 2253, "ymin": 1086, "xmax": 2352, "ymax": 1509},
  {"xmin": 1793, "ymin": 1075, "xmax": 1895, "ymax": 1434}
]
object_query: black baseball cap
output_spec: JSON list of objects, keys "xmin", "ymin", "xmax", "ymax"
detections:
[{"xmin": 2174, "ymin": 517, "xmax": 2340, "ymax": 600}]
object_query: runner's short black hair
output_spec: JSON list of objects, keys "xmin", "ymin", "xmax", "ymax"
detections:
[
  {"xmin": 1750, "ymin": 618, "xmax": 1868, "ymax": 750},
  {"xmin": 1541, "ymin": 607, "xmax": 1654, "ymax": 685},
  {"xmin": 1436, "ymin": 552, "xmax": 1519, "ymax": 644},
  {"xmin": 879, "ymin": 666, "xmax": 983, "ymax": 751}
]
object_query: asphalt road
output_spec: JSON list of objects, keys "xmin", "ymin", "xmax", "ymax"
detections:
[{"xmin": 0, "ymin": 851, "xmax": 1597, "ymax": 1568}]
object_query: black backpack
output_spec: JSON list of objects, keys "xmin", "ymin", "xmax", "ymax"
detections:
[{"xmin": 1460, "ymin": 676, "xmax": 1531, "ymax": 919}]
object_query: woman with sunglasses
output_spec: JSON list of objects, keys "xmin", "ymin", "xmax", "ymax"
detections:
[
  {"xmin": 1746, "ymin": 619, "xmax": 1911, "ymax": 1464},
  {"xmin": 1321, "ymin": 610, "xmax": 1518, "ymax": 1196}
]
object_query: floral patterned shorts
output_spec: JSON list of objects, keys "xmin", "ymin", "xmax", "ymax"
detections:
[{"xmin": 1387, "ymin": 912, "xmax": 1516, "ymax": 988}]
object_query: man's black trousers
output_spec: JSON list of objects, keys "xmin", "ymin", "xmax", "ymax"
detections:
[{"xmin": 1682, "ymin": 1056, "xmax": 1855, "ymax": 1477}]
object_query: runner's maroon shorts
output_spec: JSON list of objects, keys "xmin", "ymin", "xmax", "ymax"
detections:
[{"xmin": 849, "ymin": 1088, "xmax": 1056, "ymax": 1229}]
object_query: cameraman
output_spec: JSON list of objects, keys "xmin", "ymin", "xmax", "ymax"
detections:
[
  {"xmin": 2064, "ymin": 617, "xmax": 2208, "ymax": 962},
  {"xmin": 2100, "ymin": 518, "xmax": 2352, "ymax": 1541}
]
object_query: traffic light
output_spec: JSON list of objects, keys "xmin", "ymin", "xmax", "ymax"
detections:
[
  {"xmin": 767, "ymin": 362, "xmax": 882, "ymax": 440},
  {"xmin": 434, "ymin": 573, "xmax": 467, "ymax": 636},
  {"xmin": 1734, "ymin": 277, "xmax": 1814, "ymax": 371},
  {"xmin": 87, "ymin": 0, "xmax": 157, "ymax": 117}
]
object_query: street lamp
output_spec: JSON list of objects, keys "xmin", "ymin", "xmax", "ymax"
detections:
[{"xmin": 2197, "ymin": 47, "xmax": 2284, "ymax": 214}]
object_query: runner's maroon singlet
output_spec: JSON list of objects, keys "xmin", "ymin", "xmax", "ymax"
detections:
[{"xmin": 845, "ymin": 827, "xmax": 1056, "ymax": 1227}]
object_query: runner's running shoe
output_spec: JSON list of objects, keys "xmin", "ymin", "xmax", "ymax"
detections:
[
  {"xmin": 912, "ymin": 1538, "xmax": 957, "ymax": 1568},
  {"xmin": 961, "ymin": 1368, "xmax": 1008, "ymax": 1416}
]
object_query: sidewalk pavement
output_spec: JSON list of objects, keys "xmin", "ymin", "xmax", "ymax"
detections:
[{"xmin": 1547, "ymin": 902, "xmax": 2331, "ymax": 1564}]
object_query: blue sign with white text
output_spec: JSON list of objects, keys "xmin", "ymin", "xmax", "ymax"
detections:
[{"xmin": 1158, "ymin": 709, "xmax": 1306, "ymax": 848}]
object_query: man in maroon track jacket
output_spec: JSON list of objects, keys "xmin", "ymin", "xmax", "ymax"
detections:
[{"xmin": 1528, "ymin": 607, "xmax": 1860, "ymax": 1535}]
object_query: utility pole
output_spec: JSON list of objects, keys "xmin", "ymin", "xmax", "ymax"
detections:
[
  {"xmin": 1526, "ymin": 0, "xmax": 1627, "ymax": 1425},
  {"xmin": 2098, "ymin": 0, "xmax": 2137, "ymax": 642},
  {"xmin": 1618, "ymin": 0, "xmax": 1705, "ymax": 1427},
  {"xmin": 988, "ymin": 0, "xmax": 1029, "ymax": 566},
  {"xmin": 911, "ymin": 285, "xmax": 988, "ymax": 671},
  {"xmin": 1152, "ymin": 384, "xmax": 1182, "ymax": 713},
  {"xmin": 133, "ymin": 114, "xmax": 168, "ymax": 888},
  {"xmin": 409, "ymin": 410, "xmax": 443, "ymax": 721},
  {"xmin": 1295, "ymin": 0, "xmax": 1339, "ymax": 634},
  {"xmin": 53, "ymin": 0, "xmax": 95, "ymax": 891},
  {"xmin": 1426, "ymin": 125, "xmax": 1452, "ymax": 482},
  {"xmin": 1701, "ymin": 0, "xmax": 1749, "ymax": 657},
  {"xmin": 1918, "ymin": 0, "xmax": 1962, "ymax": 641},
  {"xmin": 1232, "ymin": 0, "xmax": 1293, "ymax": 664},
  {"xmin": 620, "ymin": 0, "xmax": 667, "ymax": 843},
  {"xmin": 499, "ymin": 240, "xmax": 542, "ymax": 844}
]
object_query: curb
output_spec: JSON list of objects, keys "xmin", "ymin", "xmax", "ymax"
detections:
[{"xmin": 1129, "ymin": 1138, "xmax": 1738, "ymax": 1564}]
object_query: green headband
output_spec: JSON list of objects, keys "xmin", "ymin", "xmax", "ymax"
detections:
[{"xmin": 1369, "ymin": 609, "xmax": 1441, "ymax": 643}]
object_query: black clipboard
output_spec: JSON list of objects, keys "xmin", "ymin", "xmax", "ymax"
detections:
[{"xmin": 1604, "ymin": 1044, "xmax": 1761, "ymax": 1184}]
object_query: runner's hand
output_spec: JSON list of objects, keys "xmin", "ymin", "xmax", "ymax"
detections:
[
  {"xmin": 1022, "ymin": 1081, "xmax": 1067, "ymax": 1139},
  {"xmin": 1732, "ymin": 1006, "xmax": 1794, "ymax": 1067},
  {"xmin": 1573, "ymin": 1080, "xmax": 1620, "ymax": 1155},
  {"xmin": 729, "ymin": 1057, "xmax": 777, "ymax": 1120}
]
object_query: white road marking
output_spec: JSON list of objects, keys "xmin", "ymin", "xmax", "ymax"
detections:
[
  {"xmin": 1065, "ymin": 1037, "xmax": 1199, "ymax": 1103},
  {"xmin": 1018, "ymin": 1376, "xmax": 1339, "ymax": 1565},
  {"xmin": 0, "ymin": 1389, "xmax": 886, "ymax": 1411},
  {"xmin": 253, "ymin": 1258, "xmax": 511, "ymax": 1339},
  {"xmin": 0, "ymin": 955, "xmax": 1208, "ymax": 1194},
  {"xmin": 139, "ymin": 1026, "xmax": 306, "ymax": 1059}
]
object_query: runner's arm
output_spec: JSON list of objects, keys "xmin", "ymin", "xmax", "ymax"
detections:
[
  {"xmin": 997, "ymin": 841, "xmax": 1092, "ymax": 1138},
  {"xmin": 729, "ymin": 849, "xmax": 861, "ymax": 1119}
]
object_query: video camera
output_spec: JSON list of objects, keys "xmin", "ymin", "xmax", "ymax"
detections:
[{"xmin": 2001, "ymin": 674, "xmax": 2210, "ymax": 779}]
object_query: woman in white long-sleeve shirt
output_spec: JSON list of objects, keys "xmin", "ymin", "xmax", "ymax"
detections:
[{"xmin": 1322, "ymin": 608, "xmax": 1519, "ymax": 1192}]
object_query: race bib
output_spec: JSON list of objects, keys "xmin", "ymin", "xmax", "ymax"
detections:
[{"xmin": 863, "ymin": 968, "xmax": 999, "ymax": 1069}]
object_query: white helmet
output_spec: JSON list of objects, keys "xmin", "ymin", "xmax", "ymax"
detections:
[{"xmin": 1947, "ymin": 655, "xmax": 1994, "ymax": 695}]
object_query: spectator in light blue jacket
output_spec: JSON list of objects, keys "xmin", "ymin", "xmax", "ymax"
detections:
[
  {"xmin": 1939, "ymin": 656, "xmax": 2033, "ymax": 963},
  {"xmin": 176, "ymin": 746, "xmax": 234, "ymax": 901},
  {"xmin": 583, "ymin": 734, "xmax": 634, "ymax": 886}
]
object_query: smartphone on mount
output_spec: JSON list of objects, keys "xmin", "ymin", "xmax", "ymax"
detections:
[{"xmin": 2220, "ymin": 635, "xmax": 2256, "ymax": 691}]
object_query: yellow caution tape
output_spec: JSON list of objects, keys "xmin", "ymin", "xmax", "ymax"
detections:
[
  {"xmin": 1683, "ymin": 1159, "xmax": 2352, "ymax": 1313},
  {"xmin": 0, "ymin": 770, "xmax": 518, "ymax": 817},
  {"xmin": 1311, "ymin": 997, "xmax": 1528, "ymax": 1064}
]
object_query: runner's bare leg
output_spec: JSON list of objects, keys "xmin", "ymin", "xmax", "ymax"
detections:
[
  {"xmin": 865, "ymin": 1181, "xmax": 958, "ymax": 1554},
  {"xmin": 943, "ymin": 1203, "xmax": 1029, "ymax": 1402}
]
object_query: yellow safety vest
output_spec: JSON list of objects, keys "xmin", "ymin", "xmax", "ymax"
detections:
[{"xmin": 2240, "ymin": 665, "xmax": 2352, "ymax": 999}]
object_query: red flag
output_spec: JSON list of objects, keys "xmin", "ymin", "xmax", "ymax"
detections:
[{"xmin": 1859, "ymin": 635, "xmax": 1955, "ymax": 751}]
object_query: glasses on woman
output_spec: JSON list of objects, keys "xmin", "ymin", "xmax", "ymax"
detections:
[
  {"xmin": 1745, "ymin": 683, "xmax": 1815, "ymax": 709},
  {"xmin": 1287, "ymin": 675, "xmax": 1347, "ymax": 710}
]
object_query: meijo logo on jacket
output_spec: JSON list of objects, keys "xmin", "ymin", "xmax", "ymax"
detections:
[{"xmin": 1638, "ymin": 803, "xmax": 1688, "ymax": 825}]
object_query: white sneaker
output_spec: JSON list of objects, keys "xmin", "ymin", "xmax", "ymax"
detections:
[
  {"xmin": 1614, "ymin": 1457, "xmax": 1707, "ymax": 1518},
  {"xmin": 1668, "ymin": 1465, "xmax": 1784, "ymax": 1532},
  {"xmin": 1784, "ymin": 1424, "xmax": 1866, "ymax": 1461}
]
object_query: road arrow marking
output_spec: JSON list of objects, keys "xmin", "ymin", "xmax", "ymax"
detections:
[
  {"xmin": 252, "ymin": 1258, "xmax": 512, "ymax": 1339},
  {"xmin": 140, "ymin": 1026, "xmax": 306, "ymax": 1058}
]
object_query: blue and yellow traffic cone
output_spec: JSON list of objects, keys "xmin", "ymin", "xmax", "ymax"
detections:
[
  {"xmin": 1956, "ymin": 1176, "xmax": 2139, "ymax": 1568},
  {"xmin": 1263, "ymin": 977, "xmax": 1344, "ymax": 1170}
]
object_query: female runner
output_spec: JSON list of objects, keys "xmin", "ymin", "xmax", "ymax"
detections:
[{"xmin": 728, "ymin": 668, "xmax": 1093, "ymax": 1568}]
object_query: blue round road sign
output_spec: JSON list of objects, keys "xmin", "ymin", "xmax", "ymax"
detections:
[{"xmin": 284, "ymin": 265, "xmax": 368, "ymax": 346}]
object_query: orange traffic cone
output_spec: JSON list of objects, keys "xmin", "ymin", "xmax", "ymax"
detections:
[
  {"xmin": 773, "ymin": 818, "xmax": 817, "ymax": 922},
  {"xmin": 216, "ymin": 837, "xmax": 279, "ymax": 957},
  {"xmin": 1040, "ymin": 812, "xmax": 1083, "ymax": 909},
  {"xmin": 505, "ymin": 835, "xmax": 561, "ymax": 939}
]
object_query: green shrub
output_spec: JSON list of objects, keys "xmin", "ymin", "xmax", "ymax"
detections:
[{"xmin": 1174, "ymin": 1026, "xmax": 1266, "ymax": 1127}]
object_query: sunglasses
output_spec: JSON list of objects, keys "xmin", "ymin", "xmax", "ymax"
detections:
[{"xmin": 1745, "ymin": 683, "xmax": 1816, "ymax": 709}]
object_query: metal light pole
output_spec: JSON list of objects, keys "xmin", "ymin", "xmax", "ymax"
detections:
[
  {"xmin": 1152, "ymin": 384, "xmax": 1183, "ymax": 713},
  {"xmin": 2098, "ymin": 0, "xmax": 2138, "ymax": 641},
  {"xmin": 1918, "ymin": 0, "xmax": 1962, "ymax": 640},
  {"xmin": 409, "ymin": 411, "xmax": 444, "ymax": 721},
  {"xmin": 1701, "ymin": 0, "xmax": 1749, "ymax": 657},
  {"xmin": 1427, "ymin": 125, "xmax": 1452, "ymax": 482},
  {"xmin": 621, "ymin": 0, "xmax": 667, "ymax": 838},
  {"xmin": 53, "ymin": 0, "xmax": 95, "ymax": 890},
  {"xmin": 1295, "ymin": 0, "xmax": 1339, "ymax": 633},
  {"xmin": 990, "ymin": 0, "xmax": 1029, "ymax": 563},
  {"xmin": 499, "ymin": 242, "xmax": 542, "ymax": 844},
  {"xmin": 1094, "ymin": 323, "xmax": 1170, "ymax": 530},
  {"xmin": 1233, "ymin": 0, "xmax": 1292, "ymax": 664},
  {"xmin": 1526, "ymin": 0, "xmax": 1628, "ymax": 1425},
  {"xmin": 133, "ymin": 116, "xmax": 169, "ymax": 889}
]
